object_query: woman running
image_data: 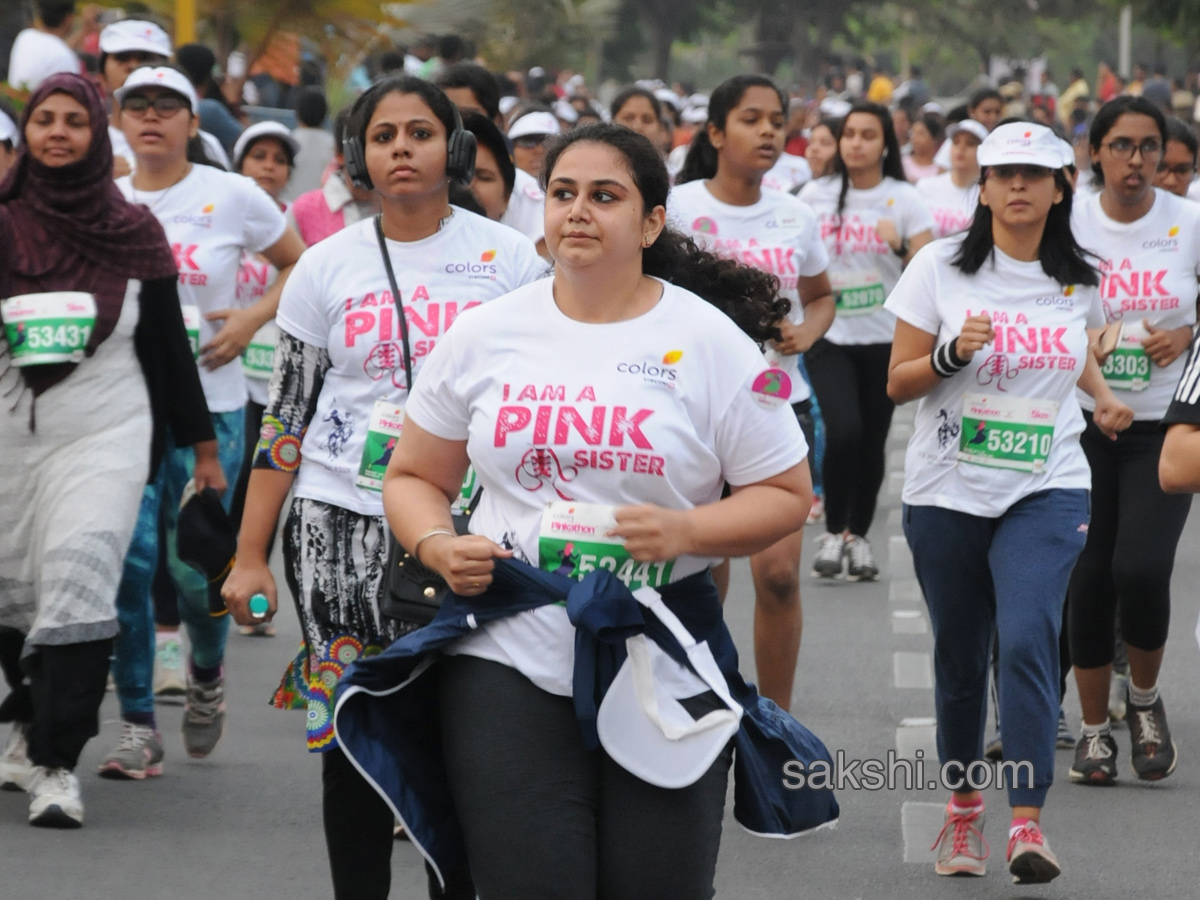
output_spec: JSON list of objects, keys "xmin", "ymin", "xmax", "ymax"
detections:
[
  {"xmin": 221, "ymin": 76, "xmax": 544, "ymax": 899},
  {"xmin": 0, "ymin": 73, "xmax": 214, "ymax": 827},
  {"xmin": 902, "ymin": 112, "xmax": 944, "ymax": 184},
  {"xmin": 101, "ymin": 66, "xmax": 304, "ymax": 777},
  {"xmin": 354, "ymin": 121, "xmax": 812, "ymax": 900},
  {"xmin": 887, "ymin": 121, "xmax": 1132, "ymax": 883},
  {"xmin": 670, "ymin": 74, "xmax": 833, "ymax": 709},
  {"xmin": 917, "ymin": 120, "xmax": 986, "ymax": 238},
  {"xmin": 799, "ymin": 100, "xmax": 934, "ymax": 579},
  {"xmin": 1152, "ymin": 116, "xmax": 1197, "ymax": 198},
  {"xmin": 1067, "ymin": 96, "xmax": 1198, "ymax": 786},
  {"xmin": 804, "ymin": 119, "xmax": 839, "ymax": 180},
  {"xmin": 230, "ymin": 120, "xmax": 300, "ymax": 636}
]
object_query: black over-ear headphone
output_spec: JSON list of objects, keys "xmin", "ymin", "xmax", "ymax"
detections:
[{"xmin": 342, "ymin": 83, "xmax": 477, "ymax": 191}]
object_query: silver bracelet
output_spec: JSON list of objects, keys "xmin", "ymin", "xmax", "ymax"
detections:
[{"xmin": 412, "ymin": 528, "xmax": 456, "ymax": 565}]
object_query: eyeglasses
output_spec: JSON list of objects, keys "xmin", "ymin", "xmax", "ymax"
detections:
[
  {"xmin": 120, "ymin": 95, "xmax": 187, "ymax": 118},
  {"xmin": 512, "ymin": 134, "xmax": 548, "ymax": 149},
  {"xmin": 1102, "ymin": 138, "xmax": 1163, "ymax": 160},
  {"xmin": 1157, "ymin": 161, "xmax": 1196, "ymax": 178},
  {"xmin": 987, "ymin": 164, "xmax": 1055, "ymax": 181}
]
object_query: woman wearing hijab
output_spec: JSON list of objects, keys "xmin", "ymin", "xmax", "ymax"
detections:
[{"xmin": 0, "ymin": 74, "xmax": 219, "ymax": 829}]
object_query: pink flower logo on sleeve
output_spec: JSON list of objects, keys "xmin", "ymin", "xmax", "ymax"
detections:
[
  {"xmin": 692, "ymin": 217, "xmax": 718, "ymax": 236},
  {"xmin": 750, "ymin": 368, "xmax": 792, "ymax": 409}
]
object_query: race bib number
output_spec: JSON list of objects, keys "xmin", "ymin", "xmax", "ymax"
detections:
[
  {"xmin": 450, "ymin": 466, "xmax": 478, "ymax": 516},
  {"xmin": 831, "ymin": 269, "xmax": 885, "ymax": 317},
  {"xmin": 958, "ymin": 393, "xmax": 1059, "ymax": 473},
  {"xmin": 1101, "ymin": 322, "xmax": 1151, "ymax": 392},
  {"xmin": 1, "ymin": 292, "xmax": 96, "ymax": 367},
  {"xmin": 356, "ymin": 399, "xmax": 404, "ymax": 492},
  {"xmin": 181, "ymin": 304, "xmax": 202, "ymax": 359},
  {"xmin": 538, "ymin": 501, "xmax": 673, "ymax": 590},
  {"xmin": 242, "ymin": 321, "xmax": 278, "ymax": 380}
]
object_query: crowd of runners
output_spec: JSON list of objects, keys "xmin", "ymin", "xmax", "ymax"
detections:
[{"xmin": 3, "ymin": 1, "xmax": 1200, "ymax": 896}]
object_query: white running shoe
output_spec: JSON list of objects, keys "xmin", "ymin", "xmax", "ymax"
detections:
[
  {"xmin": 0, "ymin": 723, "xmax": 35, "ymax": 792},
  {"xmin": 28, "ymin": 767, "xmax": 83, "ymax": 828},
  {"xmin": 811, "ymin": 532, "xmax": 845, "ymax": 578},
  {"xmin": 153, "ymin": 634, "xmax": 187, "ymax": 704},
  {"xmin": 845, "ymin": 535, "xmax": 879, "ymax": 581}
]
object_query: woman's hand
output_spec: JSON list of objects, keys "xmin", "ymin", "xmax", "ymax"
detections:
[
  {"xmin": 1142, "ymin": 321, "xmax": 1193, "ymax": 368},
  {"xmin": 192, "ymin": 441, "xmax": 227, "ymax": 495},
  {"xmin": 611, "ymin": 504, "xmax": 693, "ymax": 562},
  {"xmin": 955, "ymin": 314, "xmax": 996, "ymax": 362},
  {"xmin": 875, "ymin": 217, "xmax": 902, "ymax": 252},
  {"xmin": 202, "ymin": 307, "xmax": 262, "ymax": 370},
  {"xmin": 221, "ymin": 559, "xmax": 278, "ymax": 625},
  {"xmin": 772, "ymin": 320, "xmax": 819, "ymax": 356},
  {"xmin": 1093, "ymin": 390, "xmax": 1135, "ymax": 439},
  {"xmin": 421, "ymin": 534, "xmax": 513, "ymax": 596}
]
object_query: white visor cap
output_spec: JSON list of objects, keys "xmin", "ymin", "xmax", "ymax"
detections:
[{"xmin": 978, "ymin": 122, "xmax": 1066, "ymax": 169}]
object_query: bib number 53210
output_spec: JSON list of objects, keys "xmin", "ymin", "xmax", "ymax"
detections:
[{"xmin": 957, "ymin": 393, "xmax": 1058, "ymax": 473}]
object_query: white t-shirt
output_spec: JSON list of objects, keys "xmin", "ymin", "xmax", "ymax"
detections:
[
  {"xmin": 117, "ymin": 166, "xmax": 288, "ymax": 412},
  {"xmin": 799, "ymin": 175, "xmax": 935, "ymax": 344},
  {"xmin": 501, "ymin": 169, "xmax": 545, "ymax": 245},
  {"xmin": 667, "ymin": 180, "xmax": 829, "ymax": 401},
  {"xmin": 1071, "ymin": 189, "xmax": 1200, "ymax": 419},
  {"xmin": 7, "ymin": 29, "xmax": 78, "ymax": 91},
  {"xmin": 236, "ymin": 250, "xmax": 280, "ymax": 407},
  {"xmin": 275, "ymin": 210, "xmax": 546, "ymax": 516},
  {"xmin": 1187, "ymin": 178, "xmax": 1200, "ymax": 204},
  {"xmin": 916, "ymin": 172, "xmax": 980, "ymax": 239},
  {"xmin": 762, "ymin": 153, "xmax": 813, "ymax": 193},
  {"xmin": 885, "ymin": 239, "xmax": 1103, "ymax": 518},
  {"xmin": 406, "ymin": 278, "xmax": 808, "ymax": 695}
]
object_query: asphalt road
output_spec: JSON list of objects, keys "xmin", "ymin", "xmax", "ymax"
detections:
[{"xmin": 4, "ymin": 406, "xmax": 1200, "ymax": 898}]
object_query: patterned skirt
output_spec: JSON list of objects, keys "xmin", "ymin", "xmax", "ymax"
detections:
[{"xmin": 272, "ymin": 496, "xmax": 416, "ymax": 751}]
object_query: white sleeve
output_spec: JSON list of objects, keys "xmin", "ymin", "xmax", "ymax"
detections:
[
  {"xmin": 714, "ymin": 362, "xmax": 808, "ymax": 487},
  {"xmin": 1085, "ymin": 287, "xmax": 1106, "ymax": 330},
  {"xmin": 900, "ymin": 187, "xmax": 936, "ymax": 238},
  {"xmin": 274, "ymin": 255, "xmax": 329, "ymax": 348},
  {"xmin": 402, "ymin": 324, "xmax": 472, "ymax": 441},
  {"xmin": 241, "ymin": 179, "xmax": 289, "ymax": 253},
  {"xmin": 883, "ymin": 246, "xmax": 941, "ymax": 334},
  {"xmin": 514, "ymin": 239, "xmax": 550, "ymax": 288},
  {"xmin": 796, "ymin": 212, "xmax": 830, "ymax": 276}
]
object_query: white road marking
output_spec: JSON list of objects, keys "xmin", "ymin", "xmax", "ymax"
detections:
[{"xmin": 892, "ymin": 609, "xmax": 928, "ymax": 634}]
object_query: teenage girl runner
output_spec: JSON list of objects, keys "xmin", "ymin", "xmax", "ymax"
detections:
[
  {"xmin": 799, "ymin": 100, "xmax": 934, "ymax": 579},
  {"xmin": 670, "ymin": 74, "xmax": 833, "ymax": 709}
]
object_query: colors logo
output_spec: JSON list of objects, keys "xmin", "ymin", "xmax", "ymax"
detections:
[
  {"xmin": 1063, "ymin": 285, "xmax": 1074, "ymax": 296},
  {"xmin": 1169, "ymin": 226, "xmax": 1180, "ymax": 237},
  {"xmin": 202, "ymin": 203, "xmax": 214, "ymax": 213},
  {"xmin": 692, "ymin": 216, "xmax": 718, "ymax": 236},
  {"xmin": 662, "ymin": 350, "xmax": 683, "ymax": 364},
  {"xmin": 481, "ymin": 249, "xmax": 496, "ymax": 262}
]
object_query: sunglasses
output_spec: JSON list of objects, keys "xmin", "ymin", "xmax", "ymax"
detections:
[
  {"xmin": 987, "ymin": 164, "xmax": 1055, "ymax": 181},
  {"xmin": 120, "ymin": 94, "xmax": 188, "ymax": 118}
]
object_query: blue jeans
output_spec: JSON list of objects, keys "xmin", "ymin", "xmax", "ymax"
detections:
[
  {"xmin": 112, "ymin": 410, "xmax": 244, "ymax": 716},
  {"xmin": 903, "ymin": 489, "xmax": 1089, "ymax": 808}
]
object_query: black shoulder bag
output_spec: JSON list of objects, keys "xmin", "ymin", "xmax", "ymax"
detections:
[{"xmin": 373, "ymin": 215, "xmax": 480, "ymax": 624}]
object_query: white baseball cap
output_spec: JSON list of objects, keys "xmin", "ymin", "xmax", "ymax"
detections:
[
  {"xmin": 681, "ymin": 105, "xmax": 708, "ymax": 125},
  {"xmin": 977, "ymin": 122, "xmax": 1065, "ymax": 169},
  {"xmin": 819, "ymin": 97, "xmax": 852, "ymax": 119},
  {"xmin": 0, "ymin": 108, "xmax": 17, "ymax": 146},
  {"xmin": 508, "ymin": 111, "xmax": 560, "ymax": 140},
  {"xmin": 114, "ymin": 66, "xmax": 199, "ymax": 112},
  {"xmin": 233, "ymin": 121, "xmax": 301, "ymax": 168},
  {"xmin": 99, "ymin": 20, "xmax": 172, "ymax": 59},
  {"xmin": 947, "ymin": 120, "xmax": 989, "ymax": 144},
  {"xmin": 1057, "ymin": 138, "xmax": 1076, "ymax": 168},
  {"xmin": 553, "ymin": 99, "xmax": 579, "ymax": 124}
]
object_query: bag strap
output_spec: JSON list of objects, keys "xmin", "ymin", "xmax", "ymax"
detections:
[{"xmin": 374, "ymin": 215, "xmax": 415, "ymax": 392}]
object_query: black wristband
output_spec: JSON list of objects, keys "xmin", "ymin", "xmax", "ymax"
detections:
[
  {"xmin": 931, "ymin": 339, "xmax": 970, "ymax": 378},
  {"xmin": 893, "ymin": 239, "xmax": 909, "ymax": 258}
]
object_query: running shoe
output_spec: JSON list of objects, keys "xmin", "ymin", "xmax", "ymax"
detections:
[
  {"xmin": 806, "ymin": 495, "xmax": 825, "ymax": 525},
  {"xmin": 811, "ymin": 532, "xmax": 845, "ymax": 578},
  {"xmin": 1108, "ymin": 665, "xmax": 1129, "ymax": 724},
  {"xmin": 182, "ymin": 675, "xmax": 226, "ymax": 759},
  {"xmin": 239, "ymin": 622, "xmax": 276, "ymax": 637},
  {"xmin": 1068, "ymin": 729, "xmax": 1118, "ymax": 785},
  {"xmin": 1006, "ymin": 821, "xmax": 1060, "ymax": 884},
  {"xmin": 27, "ymin": 767, "xmax": 83, "ymax": 828},
  {"xmin": 0, "ymin": 723, "xmax": 35, "ymax": 792},
  {"xmin": 1127, "ymin": 696, "xmax": 1178, "ymax": 781},
  {"xmin": 844, "ymin": 535, "xmax": 879, "ymax": 581},
  {"xmin": 984, "ymin": 732, "xmax": 1002, "ymax": 762},
  {"xmin": 1055, "ymin": 708, "xmax": 1076, "ymax": 750},
  {"xmin": 931, "ymin": 803, "xmax": 988, "ymax": 876},
  {"xmin": 98, "ymin": 721, "xmax": 165, "ymax": 780},
  {"xmin": 153, "ymin": 635, "xmax": 187, "ymax": 704}
]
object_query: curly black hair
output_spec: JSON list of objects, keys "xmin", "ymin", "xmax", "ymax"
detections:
[{"xmin": 542, "ymin": 123, "xmax": 789, "ymax": 343}]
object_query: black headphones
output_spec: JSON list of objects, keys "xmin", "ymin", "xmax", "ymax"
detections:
[{"xmin": 342, "ymin": 82, "xmax": 477, "ymax": 191}]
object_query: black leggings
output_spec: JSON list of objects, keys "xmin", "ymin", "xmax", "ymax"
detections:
[
  {"xmin": 804, "ymin": 339, "xmax": 895, "ymax": 536},
  {"xmin": 1068, "ymin": 413, "xmax": 1193, "ymax": 668},
  {"xmin": 438, "ymin": 654, "xmax": 732, "ymax": 900},
  {"xmin": 0, "ymin": 628, "xmax": 113, "ymax": 770}
]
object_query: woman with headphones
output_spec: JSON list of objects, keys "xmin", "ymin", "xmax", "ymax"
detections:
[{"xmin": 221, "ymin": 76, "xmax": 544, "ymax": 899}]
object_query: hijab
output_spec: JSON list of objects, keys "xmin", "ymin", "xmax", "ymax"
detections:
[{"xmin": 0, "ymin": 72, "xmax": 178, "ymax": 399}]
